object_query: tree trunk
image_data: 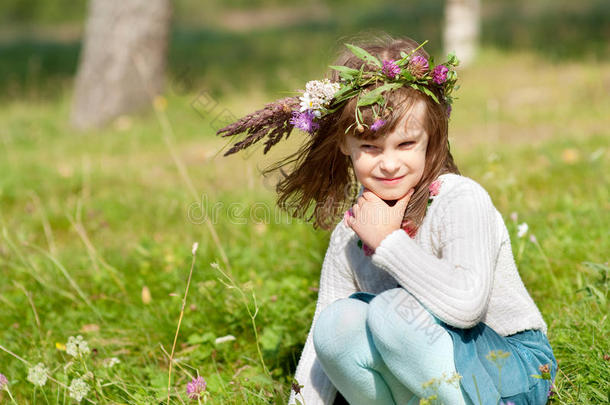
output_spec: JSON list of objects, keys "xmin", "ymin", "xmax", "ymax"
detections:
[
  {"xmin": 70, "ymin": 0, "xmax": 172, "ymax": 130},
  {"xmin": 443, "ymin": 0, "xmax": 480, "ymax": 68}
]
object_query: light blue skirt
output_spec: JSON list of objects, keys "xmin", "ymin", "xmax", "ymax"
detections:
[{"xmin": 349, "ymin": 291, "xmax": 557, "ymax": 405}]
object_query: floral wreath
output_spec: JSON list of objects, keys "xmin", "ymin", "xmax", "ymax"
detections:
[{"xmin": 216, "ymin": 40, "xmax": 459, "ymax": 156}]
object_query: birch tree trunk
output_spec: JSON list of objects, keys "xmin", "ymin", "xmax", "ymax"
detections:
[
  {"xmin": 70, "ymin": 0, "xmax": 172, "ymax": 130},
  {"xmin": 443, "ymin": 0, "xmax": 480, "ymax": 68}
]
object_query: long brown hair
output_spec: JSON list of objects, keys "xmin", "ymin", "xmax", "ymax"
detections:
[{"xmin": 262, "ymin": 34, "xmax": 460, "ymax": 231}]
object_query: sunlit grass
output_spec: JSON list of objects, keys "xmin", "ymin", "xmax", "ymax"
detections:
[{"xmin": 0, "ymin": 46, "xmax": 608, "ymax": 403}]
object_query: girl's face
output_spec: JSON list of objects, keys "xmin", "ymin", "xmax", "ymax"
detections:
[{"xmin": 339, "ymin": 98, "xmax": 429, "ymax": 201}]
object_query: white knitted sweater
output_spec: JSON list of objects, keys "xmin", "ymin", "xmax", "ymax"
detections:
[{"xmin": 288, "ymin": 173, "xmax": 548, "ymax": 405}]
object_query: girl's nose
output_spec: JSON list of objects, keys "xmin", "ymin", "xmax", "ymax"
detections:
[{"xmin": 379, "ymin": 152, "xmax": 400, "ymax": 172}]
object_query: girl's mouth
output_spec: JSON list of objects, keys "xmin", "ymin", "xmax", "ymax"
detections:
[{"xmin": 376, "ymin": 175, "xmax": 404, "ymax": 184}]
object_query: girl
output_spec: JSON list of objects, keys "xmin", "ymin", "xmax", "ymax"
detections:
[{"xmin": 217, "ymin": 35, "xmax": 557, "ymax": 405}]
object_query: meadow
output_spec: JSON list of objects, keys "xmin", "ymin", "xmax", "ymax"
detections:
[{"xmin": 0, "ymin": 8, "xmax": 609, "ymax": 404}]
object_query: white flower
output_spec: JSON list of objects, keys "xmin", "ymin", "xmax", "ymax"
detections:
[
  {"xmin": 215, "ymin": 335, "xmax": 236, "ymax": 344},
  {"xmin": 517, "ymin": 222, "xmax": 529, "ymax": 238},
  {"xmin": 192, "ymin": 242, "xmax": 199, "ymax": 255},
  {"xmin": 104, "ymin": 357, "xmax": 121, "ymax": 368},
  {"xmin": 66, "ymin": 335, "xmax": 90, "ymax": 357},
  {"xmin": 299, "ymin": 79, "xmax": 340, "ymax": 113},
  {"xmin": 68, "ymin": 378, "xmax": 90, "ymax": 403},
  {"xmin": 27, "ymin": 363, "xmax": 49, "ymax": 387}
]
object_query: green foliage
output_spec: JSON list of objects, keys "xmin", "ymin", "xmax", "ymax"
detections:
[{"xmin": 0, "ymin": 23, "xmax": 608, "ymax": 405}]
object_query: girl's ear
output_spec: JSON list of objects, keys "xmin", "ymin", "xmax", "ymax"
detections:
[{"xmin": 338, "ymin": 136, "xmax": 350, "ymax": 156}]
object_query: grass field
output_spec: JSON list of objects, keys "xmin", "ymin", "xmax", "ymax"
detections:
[{"xmin": 0, "ymin": 35, "xmax": 608, "ymax": 405}]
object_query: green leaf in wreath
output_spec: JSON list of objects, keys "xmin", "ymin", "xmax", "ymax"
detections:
[
  {"xmin": 328, "ymin": 65, "xmax": 360, "ymax": 81},
  {"xmin": 357, "ymin": 82, "xmax": 402, "ymax": 107},
  {"xmin": 421, "ymin": 86, "xmax": 440, "ymax": 104},
  {"xmin": 344, "ymin": 43, "xmax": 382, "ymax": 68}
]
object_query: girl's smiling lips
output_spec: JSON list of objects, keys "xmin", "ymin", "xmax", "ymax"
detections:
[{"xmin": 376, "ymin": 175, "xmax": 405, "ymax": 183}]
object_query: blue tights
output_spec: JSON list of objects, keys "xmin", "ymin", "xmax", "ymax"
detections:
[{"xmin": 313, "ymin": 288, "xmax": 473, "ymax": 405}]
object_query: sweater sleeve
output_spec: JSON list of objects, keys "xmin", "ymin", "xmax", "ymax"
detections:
[
  {"xmin": 370, "ymin": 181, "xmax": 499, "ymax": 329},
  {"xmin": 288, "ymin": 222, "xmax": 358, "ymax": 405}
]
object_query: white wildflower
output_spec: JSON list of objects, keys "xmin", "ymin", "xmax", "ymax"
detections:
[
  {"xmin": 66, "ymin": 335, "xmax": 90, "ymax": 357},
  {"xmin": 517, "ymin": 222, "xmax": 529, "ymax": 238},
  {"xmin": 68, "ymin": 378, "xmax": 90, "ymax": 403},
  {"xmin": 215, "ymin": 335, "xmax": 236, "ymax": 344},
  {"xmin": 299, "ymin": 79, "xmax": 340, "ymax": 113},
  {"xmin": 192, "ymin": 242, "xmax": 199, "ymax": 255},
  {"xmin": 27, "ymin": 363, "xmax": 49, "ymax": 387},
  {"xmin": 104, "ymin": 357, "xmax": 121, "ymax": 368}
]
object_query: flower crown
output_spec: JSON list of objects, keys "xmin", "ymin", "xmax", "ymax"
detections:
[{"xmin": 216, "ymin": 40, "xmax": 459, "ymax": 156}]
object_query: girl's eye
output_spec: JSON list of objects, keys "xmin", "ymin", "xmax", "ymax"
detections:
[
  {"xmin": 400, "ymin": 141, "xmax": 415, "ymax": 147},
  {"xmin": 361, "ymin": 145, "xmax": 376, "ymax": 150}
]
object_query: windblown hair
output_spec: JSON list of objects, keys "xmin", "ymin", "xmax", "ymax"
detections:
[{"xmin": 221, "ymin": 33, "xmax": 460, "ymax": 231}]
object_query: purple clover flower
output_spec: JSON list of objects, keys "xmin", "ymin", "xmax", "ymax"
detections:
[
  {"xmin": 432, "ymin": 65, "xmax": 449, "ymax": 84},
  {"xmin": 381, "ymin": 60, "xmax": 401, "ymax": 79},
  {"xmin": 408, "ymin": 55, "xmax": 429, "ymax": 78},
  {"xmin": 290, "ymin": 110, "xmax": 319, "ymax": 134},
  {"xmin": 186, "ymin": 376, "xmax": 206, "ymax": 400},
  {"xmin": 0, "ymin": 373, "xmax": 7, "ymax": 390},
  {"xmin": 370, "ymin": 119, "xmax": 386, "ymax": 131}
]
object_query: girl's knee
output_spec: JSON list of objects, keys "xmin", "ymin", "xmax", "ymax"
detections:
[
  {"xmin": 313, "ymin": 298, "xmax": 368, "ymax": 359},
  {"xmin": 367, "ymin": 288, "xmax": 447, "ymax": 353}
]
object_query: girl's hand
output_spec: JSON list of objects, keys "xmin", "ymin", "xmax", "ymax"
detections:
[{"xmin": 345, "ymin": 187, "xmax": 415, "ymax": 250}]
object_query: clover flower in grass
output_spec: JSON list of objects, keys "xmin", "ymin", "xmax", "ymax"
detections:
[
  {"xmin": 0, "ymin": 373, "xmax": 8, "ymax": 390},
  {"xmin": 68, "ymin": 378, "xmax": 90, "ymax": 403},
  {"xmin": 517, "ymin": 222, "xmax": 529, "ymax": 238},
  {"xmin": 186, "ymin": 376, "xmax": 207, "ymax": 400},
  {"xmin": 66, "ymin": 335, "xmax": 90, "ymax": 357},
  {"xmin": 27, "ymin": 363, "xmax": 49, "ymax": 387},
  {"xmin": 382, "ymin": 59, "xmax": 401, "ymax": 79}
]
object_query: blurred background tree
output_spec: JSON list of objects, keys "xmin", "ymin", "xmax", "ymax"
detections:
[{"xmin": 70, "ymin": 0, "xmax": 172, "ymax": 129}]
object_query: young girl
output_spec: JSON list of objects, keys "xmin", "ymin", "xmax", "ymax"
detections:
[{"xmin": 217, "ymin": 35, "xmax": 557, "ymax": 405}]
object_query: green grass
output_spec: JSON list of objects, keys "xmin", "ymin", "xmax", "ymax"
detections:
[{"xmin": 0, "ymin": 44, "xmax": 609, "ymax": 403}]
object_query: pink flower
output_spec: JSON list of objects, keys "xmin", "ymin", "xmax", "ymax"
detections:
[
  {"xmin": 186, "ymin": 376, "xmax": 206, "ymax": 400},
  {"xmin": 381, "ymin": 60, "xmax": 401, "ymax": 79},
  {"xmin": 429, "ymin": 179, "xmax": 442, "ymax": 196},
  {"xmin": 432, "ymin": 65, "xmax": 449, "ymax": 84},
  {"xmin": 0, "ymin": 373, "xmax": 7, "ymax": 390}
]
